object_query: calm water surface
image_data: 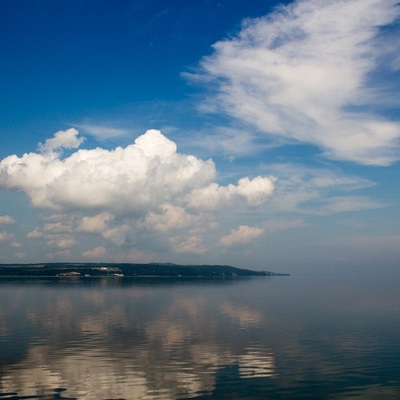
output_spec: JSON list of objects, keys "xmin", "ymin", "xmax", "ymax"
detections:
[{"xmin": 0, "ymin": 273, "xmax": 399, "ymax": 399}]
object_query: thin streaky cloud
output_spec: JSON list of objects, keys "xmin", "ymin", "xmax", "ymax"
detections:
[{"xmin": 74, "ymin": 124, "xmax": 132, "ymax": 140}]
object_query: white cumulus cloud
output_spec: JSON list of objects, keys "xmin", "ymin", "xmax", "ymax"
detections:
[
  {"xmin": 77, "ymin": 213, "xmax": 129, "ymax": 245},
  {"xmin": 77, "ymin": 213, "xmax": 114, "ymax": 233},
  {"xmin": 0, "ymin": 129, "xmax": 276, "ymax": 215},
  {"xmin": 26, "ymin": 228, "xmax": 44, "ymax": 239},
  {"xmin": 0, "ymin": 232, "xmax": 13, "ymax": 243},
  {"xmin": 145, "ymin": 203, "xmax": 216, "ymax": 233},
  {"xmin": 172, "ymin": 235, "xmax": 207, "ymax": 254},
  {"xmin": 194, "ymin": 0, "xmax": 400, "ymax": 165},
  {"xmin": 187, "ymin": 176, "xmax": 276, "ymax": 210},
  {"xmin": 0, "ymin": 128, "xmax": 277, "ymax": 256},
  {"xmin": 0, "ymin": 215, "xmax": 15, "ymax": 224},
  {"xmin": 219, "ymin": 225, "xmax": 265, "ymax": 247},
  {"xmin": 38, "ymin": 128, "xmax": 85, "ymax": 153},
  {"xmin": 82, "ymin": 246, "xmax": 107, "ymax": 258},
  {"xmin": 47, "ymin": 237, "xmax": 76, "ymax": 249}
]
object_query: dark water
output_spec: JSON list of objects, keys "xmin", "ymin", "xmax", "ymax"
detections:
[{"xmin": 0, "ymin": 273, "xmax": 399, "ymax": 399}]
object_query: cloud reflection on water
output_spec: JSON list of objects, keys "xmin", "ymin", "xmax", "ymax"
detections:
[
  {"xmin": 0, "ymin": 279, "xmax": 276, "ymax": 399},
  {"xmin": 0, "ymin": 276, "xmax": 399, "ymax": 399}
]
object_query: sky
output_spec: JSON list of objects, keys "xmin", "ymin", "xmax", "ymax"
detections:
[{"xmin": 0, "ymin": 0, "xmax": 399, "ymax": 273}]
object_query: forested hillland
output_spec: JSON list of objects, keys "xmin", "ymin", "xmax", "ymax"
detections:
[{"xmin": 0, "ymin": 263, "xmax": 289, "ymax": 277}]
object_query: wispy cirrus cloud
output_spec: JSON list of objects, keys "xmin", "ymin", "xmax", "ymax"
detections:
[
  {"xmin": 263, "ymin": 163, "xmax": 386, "ymax": 215},
  {"xmin": 190, "ymin": 0, "xmax": 400, "ymax": 165}
]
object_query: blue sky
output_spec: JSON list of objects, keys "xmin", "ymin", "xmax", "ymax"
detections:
[{"xmin": 0, "ymin": 0, "xmax": 399, "ymax": 273}]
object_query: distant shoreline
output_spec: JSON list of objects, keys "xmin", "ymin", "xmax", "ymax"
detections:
[{"xmin": 0, "ymin": 263, "xmax": 289, "ymax": 278}]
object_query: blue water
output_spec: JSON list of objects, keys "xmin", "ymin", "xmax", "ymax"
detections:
[{"xmin": 0, "ymin": 273, "xmax": 399, "ymax": 399}]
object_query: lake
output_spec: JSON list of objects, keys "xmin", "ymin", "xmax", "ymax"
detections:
[{"xmin": 0, "ymin": 273, "xmax": 399, "ymax": 399}]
